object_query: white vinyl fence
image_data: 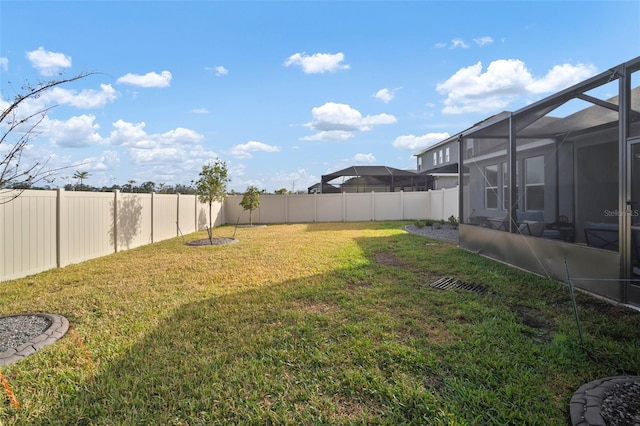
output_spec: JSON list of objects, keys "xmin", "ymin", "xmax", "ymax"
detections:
[{"xmin": 1, "ymin": 187, "xmax": 458, "ymax": 281}]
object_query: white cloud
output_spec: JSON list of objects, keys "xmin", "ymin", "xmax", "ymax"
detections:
[
  {"xmin": 392, "ymin": 132, "xmax": 450, "ymax": 151},
  {"xmin": 46, "ymin": 83, "xmax": 118, "ymax": 108},
  {"xmin": 158, "ymin": 128, "xmax": 204, "ymax": 146},
  {"xmin": 301, "ymin": 130, "xmax": 354, "ymax": 142},
  {"xmin": 474, "ymin": 36, "xmax": 494, "ymax": 46},
  {"xmin": 191, "ymin": 108, "xmax": 209, "ymax": 114},
  {"xmin": 188, "ymin": 145, "xmax": 219, "ymax": 160},
  {"xmin": 109, "ymin": 120, "xmax": 154, "ymax": 147},
  {"xmin": 81, "ymin": 150, "xmax": 120, "ymax": 171},
  {"xmin": 228, "ymin": 141, "xmax": 280, "ymax": 159},
  {"xmin": 205, "ymin": 65, "xmax": 229, "ymax": 76},
  {"xmin": 129, "ymin": 147, "xmax": 184, "ymax": 165},
  {"xmin": 451, "ymin": 39, "xmax": 469, "ymax": 49},
  {"xmin": 46, "ymin": 114, "xmax": 104, "ymax": 148},
  {"xmin": 303, "ymin": 102, "xmax": 396, "ymax": 140},
  {"xmin": 0, "ymin": 57, "xmax": 7, "ymax": 72},
  {"xmin": 104, "ymin": 120, "xmax": 213, "ymax": 178},
  {"xmin": 353, "ymin": 153, "xmax": 376, "ymax": 163},
  {"xmin": 26, "ymin": 47, "xmax": 72, "ymax": 76},
  {"xmin": 215, "ymin": 66, "xmax": 228, "ymax": 76},
  {"xmin": 434, "ymin": 42, "xmax": 448, "ymax": 49},
  {"xmin": 284, "ymin": 52, "xmax": 350, "ymax": 74},
  {"xmin": 263, "ymin": 168, "xmax": 317, "ymax": 193},
  {"xmin": 436, "ymin": 59, "xmax": 597, "ymax": 114},
  {"xmin": 526, "ymin": 63, "xmax": 597, "ymax": 93},
  {"xmin": 374, "ymin": 87, "xmax": 401, "ymax": 103},
  {"xmin": 116, "ymin": 70, "xmax": 172, "ymax": 88},
  {"xmin": 108, "ymin": 120, "xmax": 205, "ymax": 150}
]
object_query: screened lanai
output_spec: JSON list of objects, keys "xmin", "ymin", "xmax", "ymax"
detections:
[
  {"xmin": 458, "ymin": 56, "xmax": 640, "ymax": 307},
  {"xmin": 320, "ymin": 166, "xmax": 425, "ymax": 193}
]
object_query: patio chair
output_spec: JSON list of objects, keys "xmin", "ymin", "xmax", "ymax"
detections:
[{"xmin": 584, "ymin": 222, "xmax": 619, "ymax": 251}]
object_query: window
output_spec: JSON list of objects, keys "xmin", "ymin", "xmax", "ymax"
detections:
[
  {"xmin": 502, "ymin": 162, "xmax": 519, "ymax": 210},
  {"xmin": 525, "ymin": 156, "xmax": 544, "ymax": 210},
  {"xmin": 433, "ymin": 152, "xmax": 437, "ymax": 166},
  {"xmin": 466, "ymin": 140, "xmax": 474, "ymax": 158},
  {"xmin": 417, "ymin": 156, "xmax": 422, "ymax": 171},
  {"xmin": 439, "ymin": 150, "xmax": 443, "ymax": 164},
  {"xmin": 485, "ymin": 165, "xmax": 498, "ymax": 209},
  {"xmin": 445, "ymin": 147, "xmax": 450, "ymax": 162}
]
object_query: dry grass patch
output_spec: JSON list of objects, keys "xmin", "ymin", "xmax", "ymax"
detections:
[{"xmin": 0, "ymin": 221, "xmax": 638, "ymax": 425}]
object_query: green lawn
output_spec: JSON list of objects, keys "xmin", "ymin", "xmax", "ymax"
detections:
[{"xmin": 0, "ymin": 222, "xmax": 638, "ymax": 425}]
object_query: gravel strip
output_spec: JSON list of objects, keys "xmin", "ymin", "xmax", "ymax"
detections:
[
  {"xmin": 186, "ymin": 237, "xmax": 239, "ymax": 246},
  {"xmin": 404, "ymin": 224, "xmax": 458, "ymax": 243},
  {"xmin": 0, "ymin": 314, "xmax": 51, "ymax": 353}
]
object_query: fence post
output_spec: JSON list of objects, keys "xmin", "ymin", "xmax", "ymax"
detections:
[
  {"xmin": 285, "ymin": 194, "xmax": 289, "ymax": 224},
  {"xmin": 56, "ymin": 188, "xmax": 64, "ymax": 267},
  {"xmin": 400, "ymin": 190, "xmax": 405, "ymax": 220},
  {"xmin": 151, "ymin": 192, "xmax": 155, "ymax": 243},
  {"xmin": 176, "ymin": 193, "xmax": 180, "ymax": 237},
  {"xmin": 113, "ymin": 190, "xmax": 120, "ymax": 253},
  {"xmin": 371, "ymin": 191, "xmax": 375, "ymax": 221},
  {"xmin": 314, "ymin": 193, "xmax": 318, "ymax": 222}
]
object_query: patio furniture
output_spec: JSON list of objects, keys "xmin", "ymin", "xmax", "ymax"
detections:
[
  {"xmin": 545, "ymin": 216, "xmax": 575, "ymax": 242},
  {"xmin": 584, "ymin": 221, "xmax": 619, "ymax": 251}
]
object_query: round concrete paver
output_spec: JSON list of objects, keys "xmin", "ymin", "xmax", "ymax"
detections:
[
  {"xmin": 570, "ymin": 375, "xmax": 640, "ymax": 425},
  {"xmin": 0, "ymin": 313, "xmax": 69, "ymax": 366}
]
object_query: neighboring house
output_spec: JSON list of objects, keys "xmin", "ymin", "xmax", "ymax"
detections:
[
  {"xmin": 315, "ymin": 166, "xmax": 426, "ymax": 193},
  {"xmin": 307, "ymin": 182, "xmax": 340, "ymax": 194},
  {"xmin": 414, "ymin": 135, "xmax": 462, "ymax": 190},
  {"xmin": 451, "ymin": 55, "xmax": 640, "ymax": 308}
]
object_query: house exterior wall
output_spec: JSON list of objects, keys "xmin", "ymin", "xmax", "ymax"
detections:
[
  {"xmin": 433, "ymin": 175, "xmax": 459, "ymax": 190},
  {"xmin": 416, "ymin": 140, "xmax": 458, "ymax": 173},
  {"xmin": 456, "ymin": 56, "xmax": 640, "ymax": 306}
]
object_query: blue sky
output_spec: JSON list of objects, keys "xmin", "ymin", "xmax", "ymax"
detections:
[{"xmin": 1, "ymin": 1, "xmax": 639, "ymax": 193}]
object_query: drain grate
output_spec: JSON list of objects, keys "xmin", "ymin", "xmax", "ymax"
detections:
[{"xmin": 429, "ymin": 277, "xmax": 488, "ymax": 295}]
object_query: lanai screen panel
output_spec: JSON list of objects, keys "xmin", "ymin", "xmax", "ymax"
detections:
[{"xmin": 461, "ymin": 114, "xmax": 509, "ymax": 229}]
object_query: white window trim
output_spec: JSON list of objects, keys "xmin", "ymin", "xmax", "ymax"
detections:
[
  {"xmin": 485, "ymin": 164, "xmax": 499, "ymax": 210},
  {"xmin": 524, "ymin": 155, "xmax": 544, "ymax": 211}
]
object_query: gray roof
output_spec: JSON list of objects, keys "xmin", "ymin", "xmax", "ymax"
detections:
[
  {"xmin": 461, "ymin": 56, "xmax": 640, "ymax": 141},
  {"xmin": 322, "ymin": 165, "xmax": 418, "ymax": 182}
]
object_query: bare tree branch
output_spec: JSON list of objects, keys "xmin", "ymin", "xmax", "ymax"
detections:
[{"xmin": 0, "ymin": 72, "xmax": 96, "ymax": 202}]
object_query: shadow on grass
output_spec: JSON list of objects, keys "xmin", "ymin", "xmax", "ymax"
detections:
[
  {"xmin": 13, "ymin": 229, "xmax": 640, "ymax": 425},
  {"xmin": 26, "ymin": 257, "xmax": 446, "ymax": 423}
]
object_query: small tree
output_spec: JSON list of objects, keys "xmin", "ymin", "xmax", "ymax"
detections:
[
  {"xmin": 195, "ymin": 159, "xmax": 229, "ymax": 243},
  {"xmin": 274, "ymin": 188, "xmax": 288, "ymax": 195},
  {"xmin": 240, "ymin": 185, "xmax": 262, "ymax": 226},
  {"xmin": 73, "ymin": 170, "xmax": 89, "ymax": 190}
]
